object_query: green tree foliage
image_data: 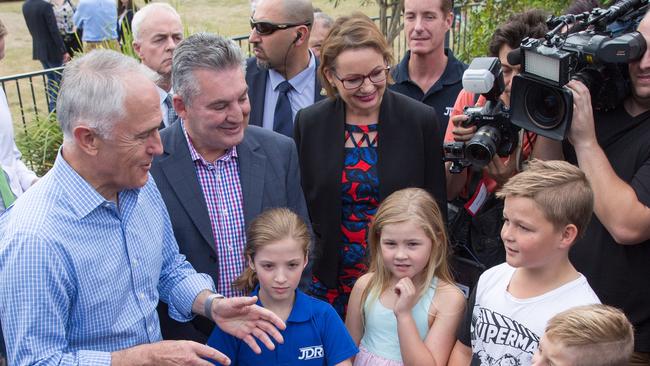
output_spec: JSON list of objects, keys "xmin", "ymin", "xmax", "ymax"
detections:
[
  {"xmin": 331, "ymin": 0, "xmax": 404, "ymax": 46},
  {"xmin": 453, "ymin": 0, "xmax": 573, "ymax": 63}
]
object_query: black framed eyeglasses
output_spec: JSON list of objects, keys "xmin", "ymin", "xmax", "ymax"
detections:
[
  {"xmin": 250, "ymin": 18, "xmax": 312, "ymax": 36},
  {"xmin": 333, "ymin": 66, "xmax": 391, "ymax": 90}
]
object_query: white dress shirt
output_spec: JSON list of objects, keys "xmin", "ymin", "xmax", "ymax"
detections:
[
  {"xmin": 0, "ymin": 88, "xmax": 37, "ymax": 197},
  {"xmin": 262, "ymin": 51, "xmax": 317, "ymax": 130}
]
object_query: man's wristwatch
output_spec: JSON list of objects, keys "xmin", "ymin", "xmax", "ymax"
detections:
[{"xmin": 204, "ymin": 293, "xmax": 225, "ymax": 322}]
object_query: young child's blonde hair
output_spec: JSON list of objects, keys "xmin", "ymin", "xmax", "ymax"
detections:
[
  {"xmin": 233, "ymin": 208, "xmax": 311, "ymax": 293},
  {"xmin": 545, "ymin": 304, "xmax": 634, "ymax": 366},
  {"xmin": 496, "ymin": 159, "xmax": 593, "ymax": 239},
  {"xmin": 361, "ymin": 188, "xmax": 454, "ymax": 310}
]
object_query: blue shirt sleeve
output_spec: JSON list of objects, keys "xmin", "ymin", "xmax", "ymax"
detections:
[
  {"xmin": 319, "ymin": 304, "xmax": 359, "ymax": 366},
  {"xmin": 151, "ymin": 182, "xmax": 215, "ymax": 322},
  {"xmin": 206, "ymin": 324, "xmax": 240, "ymax": 365},
  {"xmin": 0, "ymin": 231, "xmax": 111, "ymax": 366}
]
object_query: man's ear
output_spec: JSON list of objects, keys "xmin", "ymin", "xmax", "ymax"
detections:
[
  {"xmin": 173, "ymin": 94, "xmax": 187, "ymax": 121},
  {"xmin": 294, "ymin": 25, "xmax": 310, "ymax": 46},
  {"xmin": 558, "ymin": 224, "xmax": 579, "ymax": 249},
  {"xmin": 132, "ymin": 40, "xmax": 143, "ymax": 59},
  {"xmin": 444, "ymin": 11, "xmax": 454, "ymax": 30},
  {"xmin": 72, "ymin": 125, "xmax": 100, "ymax": 156}
]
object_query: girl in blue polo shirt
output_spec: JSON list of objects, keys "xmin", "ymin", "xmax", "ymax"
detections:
[
  {"xmin": 346, "ymin": 188, "xmax": 466, "ymax": 366},
  {"xmin": 207, "ymin": 208, "xmax": 358, "ymax": 366}
]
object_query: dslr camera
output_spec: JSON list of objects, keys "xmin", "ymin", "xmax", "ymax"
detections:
[
  {"xmin": 444, "ymin": 57, "xmax": 520, "ymax": 174},
  {"xmin": 510, "ymin": 0, "xmax": 648, "ymax": 140}
]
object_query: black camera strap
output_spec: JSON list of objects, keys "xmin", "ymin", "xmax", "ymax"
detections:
[
  {"xmin": 472, "ymin": 92, "xmax": 481, "ymax": 106},
  {"xmin": 468, "ymin": 166, "xmax": 484, "ymax": 196}
]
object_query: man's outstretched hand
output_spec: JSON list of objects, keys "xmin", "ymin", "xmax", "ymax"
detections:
[{"xmin": 212, "ymin": 296, "xmax": 286, "ymax": 354}]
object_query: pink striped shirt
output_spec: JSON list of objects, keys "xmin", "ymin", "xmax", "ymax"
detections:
[{"xmin": 182, "ymin": 122, "xmax": 246, "ymax": 298}]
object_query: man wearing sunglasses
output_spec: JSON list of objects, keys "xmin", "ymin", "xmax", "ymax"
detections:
[{"xmin": 246, "ymin": 0, "xmax": 326, "ymax": 138}]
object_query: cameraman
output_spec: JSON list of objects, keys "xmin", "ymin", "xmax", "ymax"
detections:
[
  {"xmin": 443, "ymin": 10, "xmax": 548, "ymax": 276},
  {"xmin": 445, "ymin": 10, "xmax": 547, "ymax": 200},
  {"xmin": 533, "ymin": 12, "xmax": 650, "ymax": 364}
]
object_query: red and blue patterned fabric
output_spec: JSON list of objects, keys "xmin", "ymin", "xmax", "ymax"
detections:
[{"xmin": 310, "ymin": 123, "xmax": 379, "ymax": 318}]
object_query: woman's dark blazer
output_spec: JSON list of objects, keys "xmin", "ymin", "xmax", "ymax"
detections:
[{"xmin": 293, "ymin": 89, "xmax": 447, "ymax": 289}]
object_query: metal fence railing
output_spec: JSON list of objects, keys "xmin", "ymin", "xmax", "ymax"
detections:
[
  {"xmin": 2, "ymin": 9, "xmax": 475, "ymax": 135},
  {"xmin": 1, "ymin": 67, "xmax": 62, "ymax": 132}
]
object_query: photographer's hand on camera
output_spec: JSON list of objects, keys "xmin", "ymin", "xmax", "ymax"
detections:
[
  {"xmin": 445, "ymin": 111, "xmax": 521, "ymax": 201},
  {"xmin": 450, "ymin": 114, "xmax": 476, "ymax": 142},
  {"xmin": 559, "ymin": 81, "xmax": 650, "ymax": 245},
  {"xmin": 452, "ymin": 113, "xmax": 518, "ymax": 188},
  {"xmin": 566, "ymin": 80, "xmax": 598, "ymax": 150}
]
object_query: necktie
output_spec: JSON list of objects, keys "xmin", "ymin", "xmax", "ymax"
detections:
[
  {"xmin": 0, "ymin": 170, "xmax": 16, "ymax": 209},
  {"xmin": 273, "ymin": 81, "xmax": 294, "ymax": 137},
  {"xmin": 163, "ymin": 93, "xmax": 178, "ymax": 129}
]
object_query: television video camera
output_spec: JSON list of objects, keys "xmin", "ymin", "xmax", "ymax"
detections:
[
  {"xmin": 444, "ymin": 57, "xmax": 520, "ymax": 174},
  {"xmin": 510, "ymin": 0, "xmax": 648, "ymax": 140}
]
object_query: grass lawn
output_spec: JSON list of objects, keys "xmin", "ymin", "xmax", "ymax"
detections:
[{"xmin": 0, "ymin": 0, "xmax": 380, "ymax": 77}]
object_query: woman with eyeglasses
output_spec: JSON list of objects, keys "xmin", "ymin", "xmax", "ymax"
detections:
[{"xmin": 293, "ymin": 13, "xmax": 447, "ymax": 319}]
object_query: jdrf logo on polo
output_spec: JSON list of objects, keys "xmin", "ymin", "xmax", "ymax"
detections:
[{"xmin": 298, "ymin": 345, "xmax": 324, "ymax": 360}]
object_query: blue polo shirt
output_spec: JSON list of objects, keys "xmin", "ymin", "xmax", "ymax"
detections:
[
  {"xmin": 207, "ymin": 288, "xmax": 358, "ymax": 365},
  {"xmin": 390, "ymin": 49, "xmax": 467, "ymax": 139}
]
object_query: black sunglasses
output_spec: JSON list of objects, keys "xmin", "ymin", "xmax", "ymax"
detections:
[{"xmin": 250, "ymin": 18, "xmax": 311, "ymax": 36}]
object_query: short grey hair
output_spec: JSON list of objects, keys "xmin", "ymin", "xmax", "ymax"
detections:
[
  {"xmin": 314, "ymin": 11, "xmax": 334, "ymax": 28},
  {"xmin": 172, "ymin": 32, "xmax": 245, "ymax": 106},
  {"xmin": 57, "ymin": 50, "xmax": 148, "ymax": 140},
  {"xmin": 131, "ymin": 2, "xmax": 180, "ymax": 42}
]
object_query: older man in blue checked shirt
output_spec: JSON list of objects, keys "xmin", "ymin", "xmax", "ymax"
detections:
[{"xmin": 0, "ymin": 50, "xmax": 285, "ymax": 366}]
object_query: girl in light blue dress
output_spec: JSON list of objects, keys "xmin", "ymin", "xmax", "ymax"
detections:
[{"xmin": 346, "ymin": 188, "xmax": 465, "ymax": 366}]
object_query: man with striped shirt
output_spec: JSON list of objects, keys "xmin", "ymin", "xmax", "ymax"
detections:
[
  {"xmin": 151, "ymin": 33, "xmax": 310, "ymax": 343},
  {"xmin": 0, "ymin": 50, "xmax": 285, "ymax": 366}
]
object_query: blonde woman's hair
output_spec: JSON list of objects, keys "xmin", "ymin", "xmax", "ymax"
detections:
[
  {"xmin": 496, "ymin": 159, "xmax": 593, "ymax": 239},
  {"xmin": 361, "ymin": 188, "xmax": 454, "ymax": 313},
  {"xmin": 233, "ymin": 208, "xmax": 311, "ymax": 293},
  {"xmin": 545, "ymin": 304, "xmax": 634, "ymax": 366}
]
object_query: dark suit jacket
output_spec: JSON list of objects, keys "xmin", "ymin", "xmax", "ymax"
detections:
[
  {"xmin": 22, "ymin": 0, "xmax": 67, "ymax": 64},
  {"xmin": 294, "ymin": 89, "xmax": 447, "ymax": 289},
  {"xmin": 150, "ymin": 122, "xmax": 309, "ymax": 342},
  {"xmin": 117, "ymin": 9, "xmax": 135, "ymax": 45},
  {"xmin": 245, "ymin": 56, "xmax": 326, "ymax": 127}
]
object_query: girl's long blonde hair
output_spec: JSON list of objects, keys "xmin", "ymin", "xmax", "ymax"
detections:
[
  {"xmin": 233, "ymin": 208, "xmax": 311, "ymax": 293},
  {"xmin": 361, "ymin": 188, "xmax": 454, "ymax": 310}
]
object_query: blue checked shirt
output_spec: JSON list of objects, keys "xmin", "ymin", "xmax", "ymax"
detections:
[
  {"xmin": 0, "ymin": 151, "xmax": 215, "ymax": 366},
  {"xmin": 183, "ymin": 122, "xmax": 246, "ymax": 298}
]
